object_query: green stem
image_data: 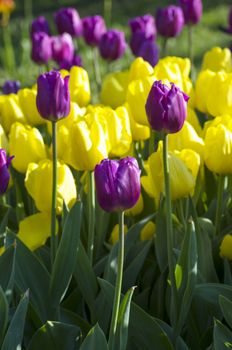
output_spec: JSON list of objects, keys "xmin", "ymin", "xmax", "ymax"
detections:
[
  {"xmin": 215, "ymin": 174, "xmax": 225, "ymax": 236},
  {"xmin": 162, "ymin": 134, "xmax": 178, "ymax": 328},
  {"xmin": 104, "ymin": 0, "xmax": 112, "ymax": 26},
  {"xmin": 87, "ymin": 171, "xmax": 95, "ymax": 264},
  {"xmin": 2, "ymin": 25, "xmax": 15, "ymax": 74},
  {"xmin": 162, "ymin": 37, "xmax": 168, "ymax": 58},
  {"xmin": 188, "ymin": 25, "xmax": 194, "ymax": 79},
  {"xmin": 92, "ymin": 47, "xmax": 102, "ymax": 90},
  {"xmin": 108, "ymin": 211, "xmax": 124, "ymax": 350},
  {"xmin": 51, "ymin": 121, "xmax": 58, "ymax": 266}
]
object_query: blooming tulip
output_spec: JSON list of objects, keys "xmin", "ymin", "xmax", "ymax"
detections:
[
  {"xmin": 129, "ymin": 14, "xmax": 156, "ymax": 55},
  {"xmin": 0, "ymin": 148, "xmax": 13, "ymax": 195},
  {"xmin": 31, "ymin": 32, "xmax": 52, "ymax": 65},
  {"xmin": 99, "ymin": 29, "xmax": 126, "ymax": 61},
  {"xmin": 178, "ymin": 0, "xmax": 202, "ymax": 25},
  {"xmin": 201, "ymin": 47, "xmax": 232, "ymax": 73},
  {"xmin": 82, "ymin": 15, "xmax": 106, "ymax": 46},
  {"xmin": 68, "ymin": 66, "xmax": 91, "ymax": 107},
  {"xmin": 156, "ymin": 6, "xmax": 184, "ymax": 38},
  {"xmin": 0, "ymin": 94, "xmax": 26, "ymax": 133},
  {"xmin": 51, "ymin": 33, "xmax": 75, "ymax": 65},
  {"xmin": 54, "ymin": 7, "xmax": 82, "ymax": 37},
  {"xmin": 18, "ymin": 88, "xmax": 46, "ymax": 125}
]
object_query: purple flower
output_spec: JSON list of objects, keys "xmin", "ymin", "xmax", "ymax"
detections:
[
  {"xmin": 31, "ymin": 32, "xmax": 52, "ymax": 65},
  {"xmin": 30, "ymin": 16, "xmax": 50, "ymax": 38},
  {"xmin": 0, "ymin": 149, "xmax": 13, "ymax": 195},
  {"xmin": 82, "ymin": 15, "xmax": 106, "ymax": 46},
  {"xmin": 36, "ymin": 71, "xmax": 70, "ymax": 122},
  {"xmin": 145, "ymin": 81, "xmax": 189, "ymax": 134},
  {"xmin": 156, "ymin": 6, "xmax": 184, "ymax": 38},
  {"xmin": 94, "ymin": 157, "xmax": 141, "ymax": 212},
  {"xmin": 137, "ymin": 40, "xmax": 159, "ymax": 67},
  {"xmin": 51, "ymin": 33, "xmax": 75, "ymax": 65},
  {"xmin": 178, "ymin": 0, "xmax": 202, "ymax": 25},
  {"xmin": 59, "ymin": 54, "xmax": 82, "ymax": 70},
  {"xmin": 99, "ymin": 29, "xmax": 127, "ymax": 61},
  {"xmin": 129, "ymin": 14, "xmax": 156, "ymax": 39},
  {"xmin": 2, "ymin": 80, "xmax": 20, "ymax": 94},
  {"xmin": 54, "ymin": 7, "xmax": 82, "ymax": 37}
]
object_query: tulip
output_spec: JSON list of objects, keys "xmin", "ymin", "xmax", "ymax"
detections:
[
  {"xmin": 94, "ymin": 157, "xmax": 141, "ymax": 212},
  {"xmin": 82, "ymin": 15, "xmax": 106, "ymax": 46},
  {"xmin": 18, "ymin": 88, "xmax": 46, "ymax": 126},
  {"xmin": 156, "ymin": 6, "xmax": 184, "ymax": 38},
  {"xmin": 31, "ymin": 32, "xmax": 52, "ymax": 65},
  {"xmin": 128, "ymin": 57, "xmax": 153, "ymax": 82},
  {"xmin": 178, "ymin": 0, "xmax": 202, "ymax": 25},
  {"xmin": 145, "ymin": 80, "xmax": 189, "ymax": 134},
  {"xmin": 220, "ymin": 234, "xmax": 232, "ymax": 260},
  {"xmin": 0, "ymin": 94, "xmax": 26, "ymax": 133},
  {"xmin": 68, "ymin": 66, "xmax": 91, "ymax": 107},
  {"xmin": 2, "ymin": 80, "xmax": 20, "ymax": 94},
  {"xmin": 129, "ymin": 14, "xmax": 156, "ymax": 55},
  {"xmin": 36, "ymin": 70, "xmax": 70, "ymax": 122},
  {"xmin": 0, "ymin": 124, "xmax": 8, "ymax": 151},
  {"xmin": 137, "ymin": 40, "xmax": 159, "ymax": 67},
  {"xmin": 99, "ymin": 29, "xmax": 127, "ymax": 61},
  {"xmin": 140, "ymin": 221, "xmax": 156, "ymax": 241},
  {"xmin": 100, "ymin": 71, "xmax": 129, "ymax": 108},
  {"xmin": 59, "ymin": 54, "xmax": 82, "ymax": 71},
  {"xmin": 0, "ymin": 148, "xmax": 13, "ymax": 195},
  {"xmin": 54, "ymin": 7, "xmax": 82, "ymax": 37},
  {"xmin": 109, "ymin": 224, "xmax": 128, "ymax": 245},
  {"xmin": 51, "ymin": 33, "xmax": 75, "ymax": 65},
  {"xmin": 30, "ymin": 16, "xmax": 50, "ymax": 38},
  {"xmin": 201, "ymin": 47, "xmax": 232, "ymax": 73}
]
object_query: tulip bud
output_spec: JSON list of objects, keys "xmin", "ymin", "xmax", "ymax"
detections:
[
  {"xmin": 178, "ymin": 0, "xmax": 202, "ymax": 25},
  {"xmin": 145, "ymin": 80, "xmax": 189, "ymax": 134},
  {"xmin": 30, "ymin": 16, "xmax": 50, "ymax": 38},
  {"xmin": 54, "ymin": 7, "xmax": 82, "ymax": 37},
  {"xmin": 137, "ymin": 40, "xmax": 159, "ymax": 67},
  {"xmin": 220, "ymin": 234, "xmax": 232, "ymax": 260},
  {"xmin": 51, "ymin": 33, "xmax": 75, "ymax": 65},
  {"xmin": 31, "ymin": 32, "xmax": 52, "ymax": 65},
  {"xmin": 129, "ymin": 14, "xmax": 156, "ymax": 55},
  {"xmin": 156, "ymin": 6, "xmax": 184, "ymax": 38},
  {"xmin": 99, "ymin": 29, "xmax": 127, "ymax": 61},
  {"xmin": 36, "ymin": 71, "xmax": 70, "ymax": 122},
  {"xmin": 82, "ymin": 15, "xmax": 106, "ymax": 46},
  {"xmin": 0, "ymin": 149, "xmax": 13, "ymax": 195},
  {"xmin": 94, "ymin": 157, "xmax": 141, "ymax": 212},
  {"xmin": 2, "ymin": 80, "xmax": 20, "ymax": 95}
]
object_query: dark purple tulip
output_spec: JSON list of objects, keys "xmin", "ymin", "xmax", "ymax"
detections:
[
  {"xmin": 99, "ymin": 29, "xmax": 127, "ymax": 61},
  {"xmin": 94, "ymin": 157, "xmax": 141, "ymax": 212},
  {"xmin": 178, "ymin": 0, "xmax": 202, "ymax": 25},
  {"xmin": 130, "ymin": 31, "xmax": 152, "ymax": 56},
  {"xmin": 137, "ymin": 40, "xmax": 159, "ymax": 67},
  {"xmin": 30, "ymin": 16, "xmax": 50, "ymax": 38},
  {"xmin": 129, "ymin": 14, "xmax": 156, "ymax": 39},
  {"xmin": 54, "ymin": 7, "xmax": 82, "ymax": 37},
  {"xmin": 36, "ymin": 71, "xmax": 70, "ymax": 122},
  {"xmin": 0, "ymin": 149, "xmax": 13, "ymax": 195},
  {"xmin": 156, "ymin": 6, "xmax": 184, "ymax": 38},
  {"xmin": 2, "ymin": 80, "xmax": 20, "ymax": 94},
  {"xmin": 82, "ymin": 15, "xmax": 106, "ymax": 46},
  {"xmin": 31, "ymin": 32, "xmax": 52, "ymax": 65},
  {"xmin": 59, "ymin": 54, "xmax": 82, "ymax": 70},
  {"xmin": 145, "ymin": 81, "xmax": 189, "ymax": 134},
  {"xmin": 51, "ymin": 33, "xmax": 75, "ymax": 65}
]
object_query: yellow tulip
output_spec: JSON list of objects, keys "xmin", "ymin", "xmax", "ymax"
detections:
[
  {"xmin": 195, "ymin": 69, "xmax": 215, "ymax": 114},
  {"xmin": 69, "ymin": 66, "xmax": 91, "ymax": 107},
  {"xmin": 125, "ymin": 103, "xmax": 150, "ymax": 141},
  {"xmin": 18, "ymin": 88, "xmax": 45, "ymax": 126},
  {"xmin": 9, "ymin": 122, "xmax": 46, "ymax": 173},
  {"xmin": 128, "ymin": 57, "xmax": 154, "ymax": 82},
  {"xmin": 100, "ymin": 70, "xmax": 129, "ymax": 108},
  {"xmin": 125, "ymin": 193, "xmax": 144, "ymax": 216},
  {"xmin": 186, "ymin": 107, "xmax": 203, "ymax": 136},
  {"xmin": 140, "ymin": 221, "xmax": 156, "ymax": 241},
  {"xmin": 202, "ymin": 47, "xmax": 232, "ymax": 73},
  {"xmin": 109, "ymin": 224, "xmax": 128, "ymax": 245},
  {"xmin": 0, "ymin": 94, "xmax": 26, "ymax": 133},
  {"xmin": 220, "ymin": 234, "xmax": 232, "ymax": 260},
  {"xmin": 0, "ymin": 123, "xmax": 8, "ymax": 150},
  {"xmin": 25, "ymin": 159, "xmax": 77, "ymax": 213},
  {"xmin": 17, "ymin": 212, "xmax": 58, "ymax": 251}
]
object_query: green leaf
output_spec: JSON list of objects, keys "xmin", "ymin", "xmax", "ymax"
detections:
[
  {"xmin": 115, "ymin": 286, "xmax": 136, "ymax": 350},
  {"xmin": 50, "ymin": 201, "xmax": 82, "ymax": 307},
  {"xmin": 0, "ymin": 244, "xmax": 16, "ymax": 302},
  {"xmin": 155, "ymin": 199, "xmax": 168, "ymax": 272},
  {"xmin": 0, "ymin": 206, "xmax": 11, "ymax": 234},
  {"xmin": 27, "ymin": 321, "xmax": 80, "ymax": 350},
  {"xmin": 214, "ymin": 319, "xmax": 232, "ymax": 350},
  {"xmin": 0, "ymin": 286, "xmax": 9, "ymax": 344},
  {"xmin": 2, "ymin": 290, "xmax": 29, "ymax": 350},
  {"xmin": 195, "ymin": 283, "xmax": 232, "ymax": 309},
  {"xmin": 219, "ymin": 295, "xmax": 232, "ymax": 329},
  {"xmin": 60, "ymin": 307, "xmax": 91, "ymax": 337},
  {"xmin": 98, "ymin": 278, "xmax": 174, "ymax": 350},
  {"xmin": 79, "ymin": 324, "xmax": 108, "ymax": 350}
]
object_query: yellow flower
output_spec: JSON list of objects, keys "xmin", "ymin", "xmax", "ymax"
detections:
[
  {"xmin": 202, "ymin": 47, "xmax": 232, "ymax": 73},
  {"xmin": 128, "ymin": 57, "xmax": 154, "ymax": 82},
  {"xmin": 109, "ymin": 224, "xmax": 128, "ymax": 245},
  {"xmin": 140, "ymin": 221, "xmax": 156, "ymax": 241},
  {"xmin": 220, "ymin": 234, "xmax": 232, "ymax": 260},
  {"xmin": 9, "ymin": 122, "xmax": 46, "ymax": 173},
  {"xmin": 0, "ymin": 123, "xmax": 8, "ymax": 150},
  {"xmin": 0, "ymin": 94, "xmax": 26, "ymax": 133},
  {"xmin": 100, "ymin": 71, "xmax": 129, "ymax": 108},
  {"xmin": 204, "ymin": 124, "xmax": 232, "ymax": 174},
  {"xmin": 17, "ymin": 212, "xmax": 58, "ymax": 251},
  {"xmin": 18, "ymin": 88, "xmax": 45, "ymax": 126},
  {"xmin": 69, "ymin": 66, "xmax": 91, "ymax": 107},
  {"xmin": 0, "ymin": 0, "xmax": 15, "ymax": 13},
  {"xmin": 125, "ymin": 103, "xmax": 150, "ymax": 141},
  {"xmin": 186, "ymin": 107, "xmax": 203, "ymax": 136},
  {"xmin": 25, "ymin": 159, "xmax": 77, "ymax": 214},
  {"xmin": 125, "ymin": 193, "xmax": 144, "ymax": 216}
]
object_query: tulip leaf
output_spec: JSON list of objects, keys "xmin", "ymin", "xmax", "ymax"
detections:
[
  {"xmin": 219, "ymin": 295, "xmax": 232, "ymax": 329},
  {"xmin": 0, "ymin": 244, "xmax": 16, "ymax": 302},
  {"xmin": 0, "ymin": 206, "xmax": 11, "ymax": 234},
  {"xmin": 27, "ymin": 321, "xmax": 80, "ymax": 350},
  {"xmin": 0, "ymin": 286, "xmax": 9, "ymax": 344},
  {"xmin": 154, "ymin": 199, "xmax": 168, "ymax": 272},
  {"xmin": 60, "ymin": 307, "xmax": 91, "ymax": 337},
  {"xmin": 79, "ymin": 323, "xmax": 108, "ymax": 350},
  {"xmin": 50, "ymin": 201, "xmax": 82, "ymax": 307},
  {"xmin": 213, "ymin": 319, "xmax": 232, "ymax": 350},
  {"xmin": 1, "ymin": 290, "xmax": 29, "ymax": 350}
]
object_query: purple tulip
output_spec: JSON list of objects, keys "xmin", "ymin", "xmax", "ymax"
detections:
[
  {"xmin": 178, "ymin": 0, "xmax": 202, "ymax": 25},
  {"xmin": 31, "ymin": 32, "xmax": 52, "ymax": 65},
  {"xmin": 2, "ymin": 80, "xmax": 20, "ymax": 94},
  {"xmin": 129, "ymin": 14, "xmax": 156, "ymax": 39},
  {"xmin": 30, "ymin": 16, "xmax": 50, "ymax": 38},
  {"xmin": 36, "ymin": 71, "xmax": 70, "ymax": 122},
  {"xmin": 94, "ymin": 157, "xmax": 141, "ymax": 212},
  {"xmin": 82, "ymin": 15, "xmax": 106, "ymax": 46},
  {"xmin": 99, "ymin": 29, "xmax": 127, "ymax": 61},
  {"xmin": 51, "ymin": 33, "xmax": 75, "ymax": 65},
  {"xmin": 137, "ymin": 40, "xmax": 159, "ymax": 67},
  {"xmin": 0, "ymin": 149, "xmax": 13, "ymax": 195},
  {"xmin": 59, "ymin": 54, "xmax": 82, "ymax": 70},
  {"xmin": 156, "ymin": 6, "xmax": 184, "ymax": 38},
  {"xmin": 54, "ymin": 7, "xmax": 82, "ymax": 37},
  {"xmin": 145, "ymin": 81, "xmax": 189, "ymax": 134}
]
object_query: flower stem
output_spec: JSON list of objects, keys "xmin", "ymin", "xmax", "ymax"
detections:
[
  {"xmin": 188, "ymin": 25, "xmax": 194, "ymax": 79},
  {"xmin": 104, "ymin": 0, "xmax": 112, "ymax": 26},
  {"xmin": 215, "ymin": 174, "xmax": 225, "ymax": 236},
  {"xmin": 108, "ymin": 211, "xmax": 124, "ymax": 350},
  {"xmin": 2, "ymin": 24, "xmax": 15, "ymax": 74},
  {"xmin": 87, "ymin": 171, "xmax": 95, "ymax": 264},
  {"xmin": 51, "ymin": 121, "xmax": 58, "ymax": 266},
  {"xmin": 92, "ymin": 47, "xmax": 102, "ymax": 91},
  {"xmin": 162, "ymin": 134, "xmax": 178, "ymax": 328}
]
